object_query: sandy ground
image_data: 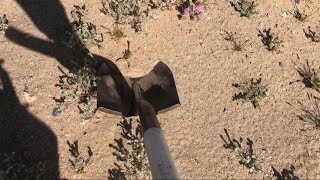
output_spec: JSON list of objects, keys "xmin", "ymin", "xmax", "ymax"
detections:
[{"xmin": 1, "ymin": 0, "xmax": 320, "ymax": 179}]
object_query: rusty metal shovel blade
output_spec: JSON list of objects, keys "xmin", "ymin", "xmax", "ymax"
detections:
[{"xmin": 97, "ymin": 61, "xmax": 180, "ymax": 117}]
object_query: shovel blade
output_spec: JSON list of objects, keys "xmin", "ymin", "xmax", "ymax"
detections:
[{"xmin": 97, "ymin": 61, "xmax": 180, "ymax": 117}]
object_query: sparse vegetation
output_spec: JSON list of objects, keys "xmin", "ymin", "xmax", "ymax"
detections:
[
  {"xmin": 303, "ymin": 26, "xmax": 320, "ymax": 42},
  {"xmin": 291, "ymin": 0, "xmax": 318, "ymax": 22},
  {"xmin": 177, "ymin": 0, "xmax": 206, "ymax": 20},
  {"xmin": 67, "ymin": 140, "xmax": 93, "ymax": 173},
  {"xmin": 54, "ymin": 4, "xmax": 100, "ymax": 122},
  {"xmin": 258, "ymin": 29, "xmax": 283, "ymax": 52},
  {"xmin": 272, "ymin": 165, "xmax": 300, "ymax": 180},
  {"xmin": 105, "ymin": 25, "xmax": 126, "ymax": 41},
  {"xmin": 294, "ymin": 60, "xmax": 320, "ymax": 93},
  {"xmin": 297, "ymin": 93, "xmax": 320, "ymax": 127},
  {"xmin": 230, "ymin": 0, "xmax": 258, "ymax": 18},
  {"xmin": 108, "ymin": 118, "xmax": 150, "ymax": 180},
  {"xmin": 116, "ymin": 41, "xmax": 132, "ymax": 67},
  {"xmin": 233, "ymin": 78, "xmax": 269, "ymax": 108},
  {"xmin": 223, "ymin": 30, "xmax": 246, "ymax": 51},
  {"xmin": 0, "ymin": 14, "xmax": 9, "ymax": 31},
  {"xmin": 67, "ymin": 5, "xmax": 103, "ymax": 49},
  {"xmin": 0, "ymin": 152, "xmax": 46, "ymax": 180},
  {"xmin": 220, "ymin": 129, "xmax": 274, "ymax": 179},
  {"xmin": 53, "ymin": 57, "xmax": 97, "ymax": 122},
  {"xmin": 100, "ymin": 0, "xmax": 165, "ymax": 32}
]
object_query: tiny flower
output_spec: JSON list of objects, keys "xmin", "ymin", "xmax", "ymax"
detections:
[
  {"xmin": 194, "ymin": 5, "xmax": 206, "ymax": 17},
  {"xmin": 184, "ymin": 7, "xmax": 191, "ymax": 15}
]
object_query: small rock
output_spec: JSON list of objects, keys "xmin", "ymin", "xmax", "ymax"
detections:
[
  {"xmin": 52, "ymin": 107, "xmax": 62, "ymax": 116},
  {"xmin": 23, "ymin": 91, "xmax": 37, "ymax": 103},
  {"xmin": 282, "ymin": 12, "xmax": 288, "ymax": 17}
]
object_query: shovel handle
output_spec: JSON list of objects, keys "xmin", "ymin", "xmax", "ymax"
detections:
[
  {"xmin": 133, "ymin": 82, "xmax": 179, "ymax": 179},
  {"xmin": 144, "ymin": 127, "xmax": 179, "ymax": 180}
]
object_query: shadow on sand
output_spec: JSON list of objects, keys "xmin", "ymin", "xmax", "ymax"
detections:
[{"xmin": 0, "ymin": 59, "xmax": 59, "ymax": 179}]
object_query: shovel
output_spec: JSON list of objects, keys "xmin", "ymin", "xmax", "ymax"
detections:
[{"xmin": 97, "ymin": 60, "xmax": 180, "ymax": 179}]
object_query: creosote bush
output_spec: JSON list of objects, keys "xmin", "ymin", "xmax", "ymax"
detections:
[
  {"xmin": 230, "ymin": 0, "xmax": 258, "ymax": 17},
  {"xmin": 233, "ymin": 78, "xmax": 269, "ymax": 108},
  {"xmin": 108, "ymin": 118, "xmax": 150, "ymax": 180}
]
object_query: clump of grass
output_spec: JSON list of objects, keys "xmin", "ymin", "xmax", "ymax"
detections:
[
  {"xmin": 233, "ymin": 78, "xmax": 269, "ymax": 108},
  {"xmin": 67, "ymin": 140, "xmax": 93, "ymax": 173},
  {"xmin": 53, "ymin": 57, "xmax": 97, "ymax": 122},
  {"xmin": 108, "ymin": 118, "xmax": 150, "ymax": 180},
  {"xmin": 230, "ymin": 0, "xmax": 258, "ymax": 18},
  {"xmin": 105, "ymin": 25, "xmax": 126, "ymax": 41},
  {"xmin": 177, "ymin": 0, "xmax": 206, "ymax": 20},
  {"xmin": 303, "ymin": 26, "xmax": 320, "ymax": 42},
  {"xmin": 67, "ymin": 5, "xmax": 103, "ymax": 49},
  {"xmin": 0, "ymin": 14, "xmax": 9, "ymax": 31},
  {"xmin": 220, "ymin": 129, "xmax": 274, "ymax": 178},
  {"xmin": 297, "ymin": 93, "xmax": 320, "ymax": 128},
  {"xmin": 258, "ymin": 29, "xmax": 283, "ymax": 52},
  {"xmin": 100, "ymin": 0, "xmax": 165, "ymax": 32},
  {"xmin": 223, "ymin": 30, "xmax": 246, "ymax": 51},
  {"xmin": 294, "ymin": 60, "xmax": 320, "ymax": 93}
]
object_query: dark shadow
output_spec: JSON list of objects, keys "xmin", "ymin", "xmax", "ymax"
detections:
[
  {"xmin": 272, "ymin": 165, "xmax": 300, "ymax": 180},
  {"xmin": 4, "ymin": 0, "xmax": 95, "ymax": 71},
  {"xmin": 0, "ymin": 59, "xmax": 59, "ymax": 179}
]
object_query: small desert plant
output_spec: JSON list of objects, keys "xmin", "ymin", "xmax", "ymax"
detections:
[
  {"xmin": 100, "ymin": 0, "xmax": 165, "ymax": 32},
  {"xmin": 0, "ymin": 14, "xmax": 9, "ymax": 31},
  {"xmin": 108, "ymin": 118, "xmax": 150, "ymax": 180},
  {"xmin": 303, "ymin": 26, "xmax": 320, "ymax": 42},
  {"xmin": 294, "ymin": 60, "xmax": 320, "ymax": 93},
  {"xmin": 67, "ymin": 140, "xmax": 93, "ymax": 173},
  {"xmin": 223, "ymin": 30, "xmax": 246, "ymax": 51},
  {"xmin": 116, "ymin": 41, "xmax": 132, "ymax": 68},
  {"xmin": 67, "ymin": 5, "xmax": 103, "ymax": 49},
  {"xmin": 230, "ymin": 0, "xmax": 258, "ymax": 18},
  {"xmin": 0, "ymin": 152, "xmax": 46, "ymax": 180},
  {"xmin": 233, "ymin": 78, "xmax": 269, "ymax": 108},
  {"xmin": 258, "ymin": 29, "xmax": 283, "ymax": 52},
  {"xmin": 272, "ymin": 165, "xmax": 300, "ymax": 180},
  {"xmin": 220, "ymin": 129, "xmax": 274, "ymax": 178},
  {"xmin": 177, "ymin": 0, "xmax": 206, "ymax": 19},
  {"xmin": 104, "ymin": 25, "xmax": 126, "ymax": 41},
  {"xmin": 297, "ymin": 93, "xmax": 320, "ymax": 128},
  {"xmin": 291, "ymin": 0, "xmax": 318, "ymax": 22},
  {"xmin": 53, "ymin": 57, "xmax": 97, "ymax": 122}
]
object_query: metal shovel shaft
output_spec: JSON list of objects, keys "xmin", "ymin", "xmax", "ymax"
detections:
[{"xmin": 133, "ymin": 83, "xmax": 179, "ymax": 179}]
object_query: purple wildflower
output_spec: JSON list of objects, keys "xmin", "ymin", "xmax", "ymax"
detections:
[
  {"xmin": 184, "ymin": 7, "xmax": 191, "ymax": 15},
  {"xmin": 194, "ymin": 5, "xmax": 206, "ymax": 17}
]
